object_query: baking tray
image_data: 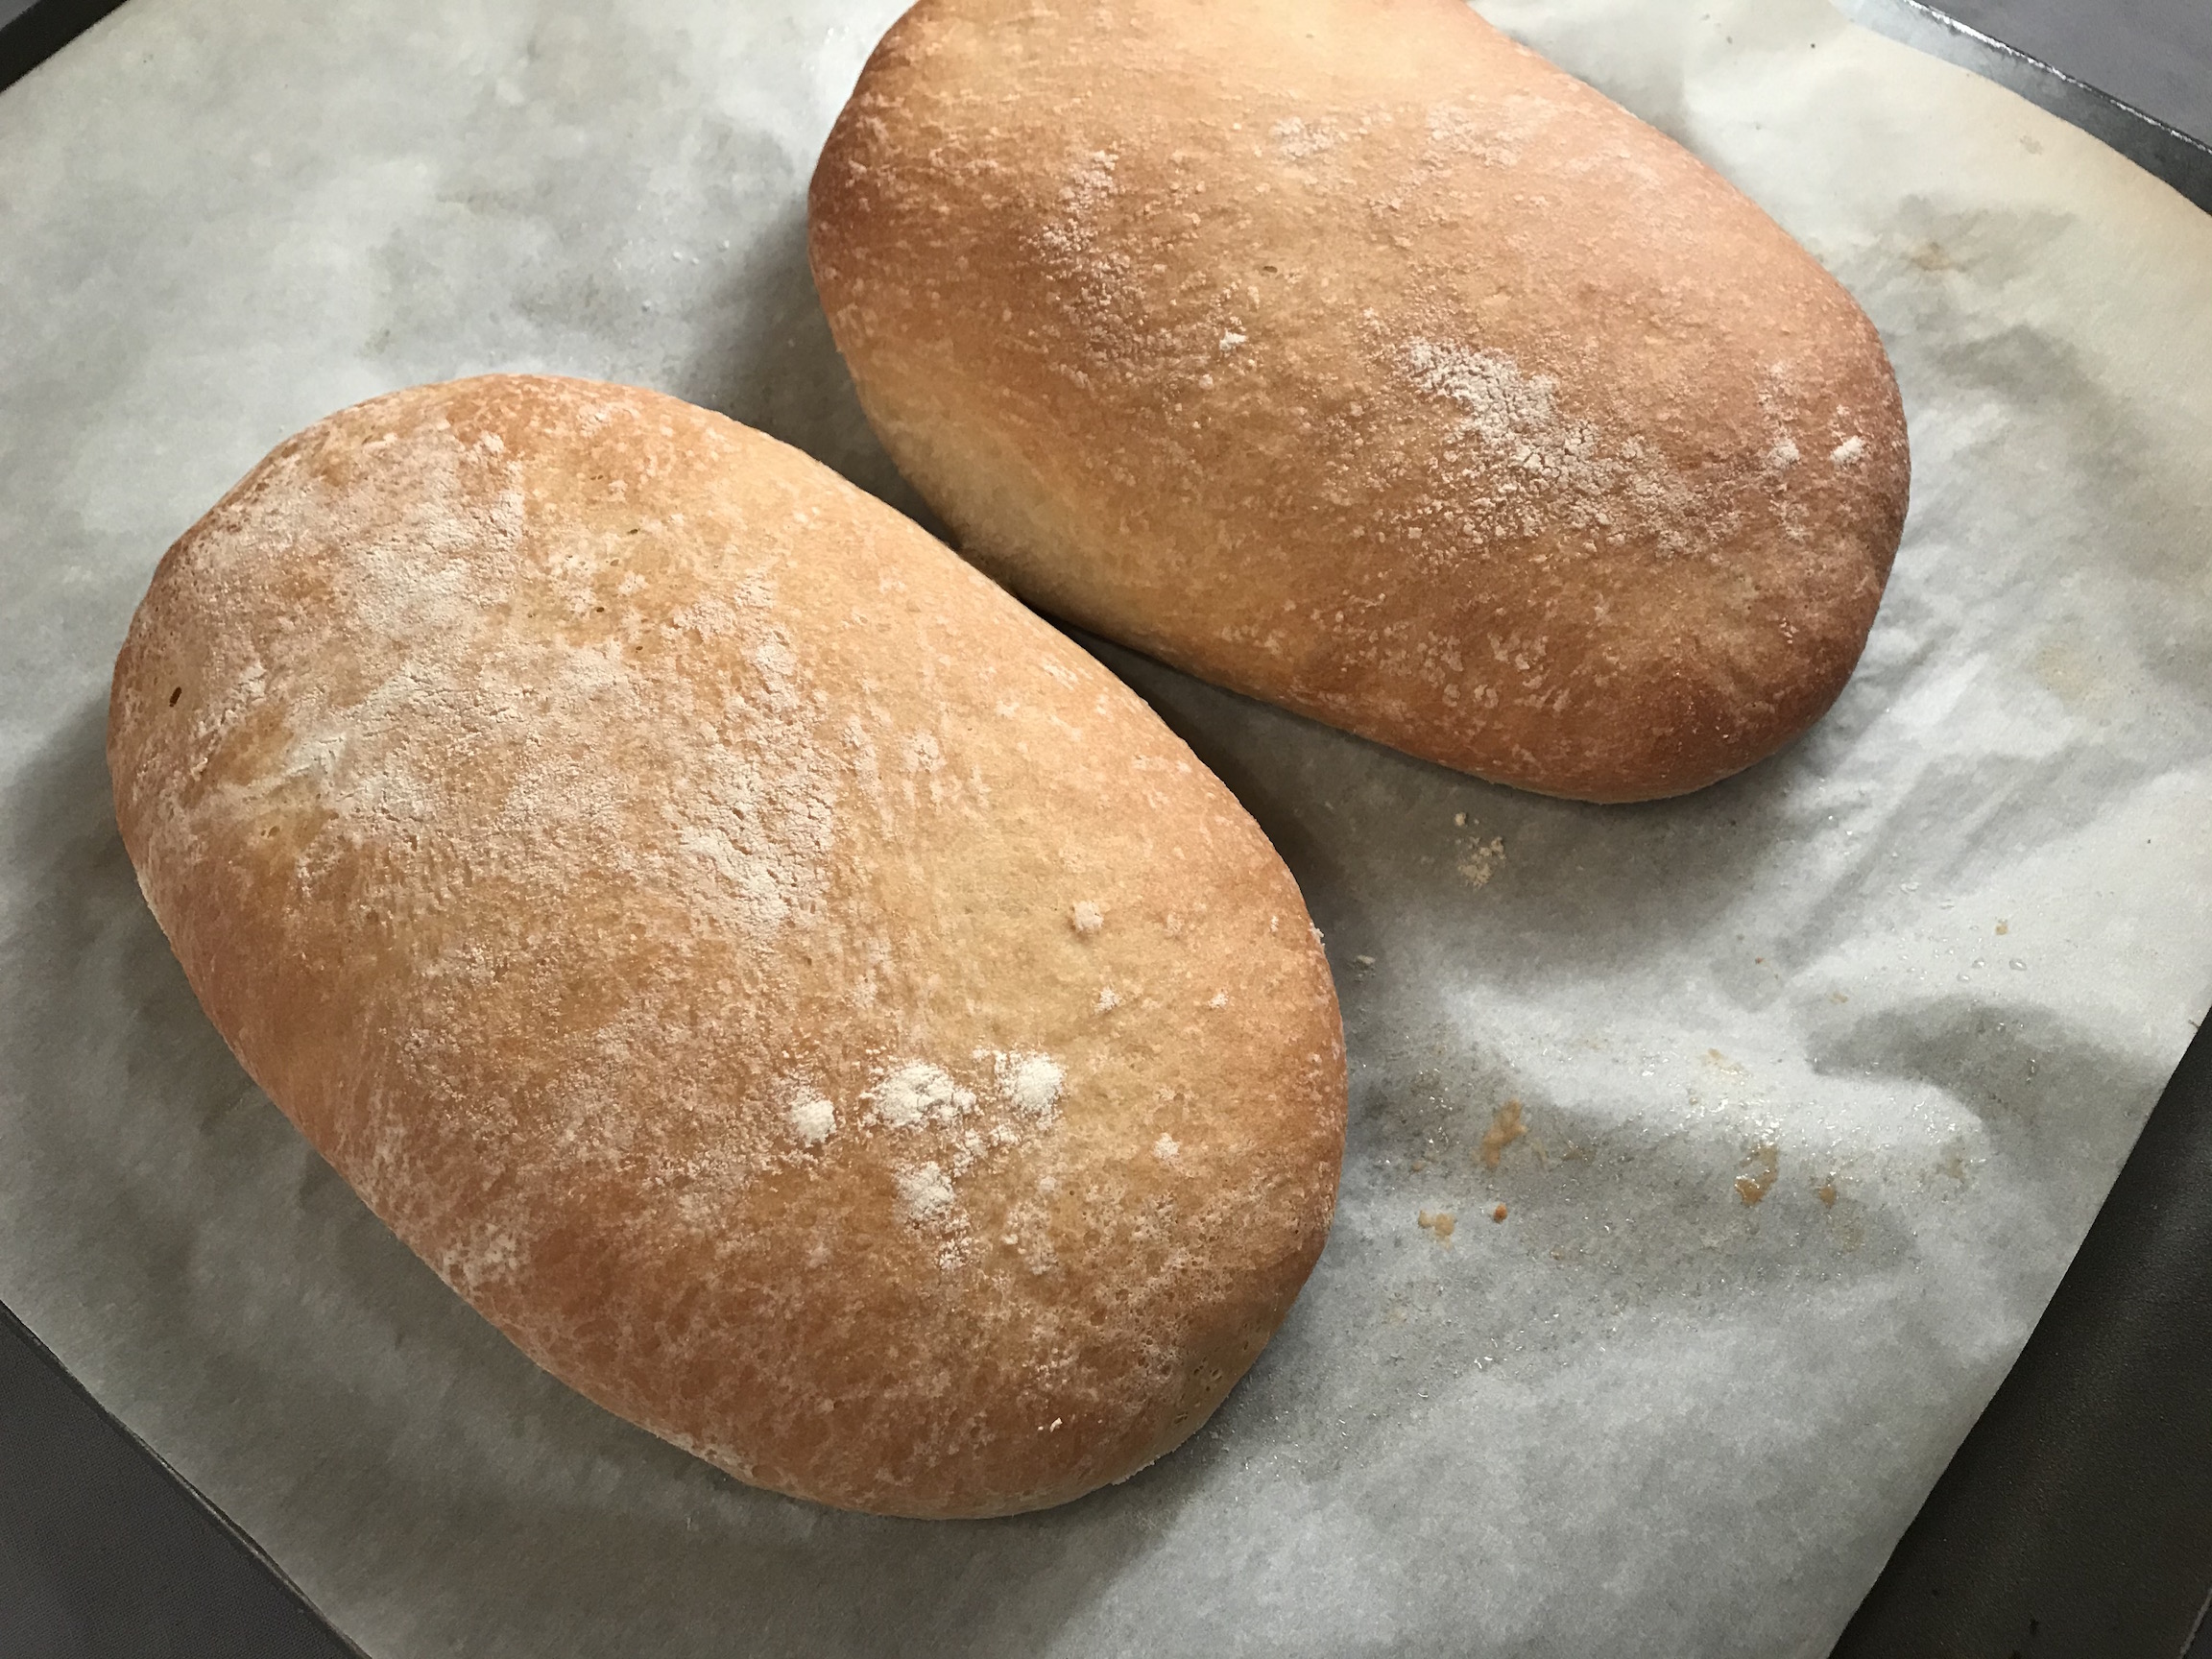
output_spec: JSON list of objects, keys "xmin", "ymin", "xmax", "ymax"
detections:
[{"xmin": 1, "ymin": 0, "xmax": 2208, "ymax": 1653}]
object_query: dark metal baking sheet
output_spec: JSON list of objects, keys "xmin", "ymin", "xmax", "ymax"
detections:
[{"xmin": 1, "ymin": 1, "xmax": 2208, "ymax": 1654}]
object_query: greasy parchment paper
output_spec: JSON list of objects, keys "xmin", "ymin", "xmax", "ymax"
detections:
[{"xmin": 3, "ymin": 0, "xmax": 2210, "ymax": 1652}]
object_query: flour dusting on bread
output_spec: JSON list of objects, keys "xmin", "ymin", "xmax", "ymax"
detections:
[
  {"xmin": 107, "ymin": 373, "xmax": 1348, "ymax": 1519},
  {"xmin": 809, "ymin": 0, "xmax": 1910, "ymax": 803}
]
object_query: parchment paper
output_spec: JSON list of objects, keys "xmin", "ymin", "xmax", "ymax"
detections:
[{"xmin": 3, "ymin": 1, "xmax": 2210, "ymax": 1653}]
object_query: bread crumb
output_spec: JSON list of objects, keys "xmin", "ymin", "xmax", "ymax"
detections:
[
  {"xmin": 1491, "ymin": 1204, "xmax": 1508, "ymax": 1223},
  {"xmin": 1071, "ymin": 900, "xmax": 1105, "ymax": 935},
  {"xmin": 1479, "ymin": 1099, "xmax": 1527, "ymax": 1168},
  {"xmin": 1417, "ymin": 1209, "xmax": 1456, "ymax": 1239},
  {"xmin": 1459, "ymin": 836, "xmax": 1506, "ymax": 886},
  {"xmin": 1736, "ymin": 1142, "xmax": 1781, "ymax": 1205}
]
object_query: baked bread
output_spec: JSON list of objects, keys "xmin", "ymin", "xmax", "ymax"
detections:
[
  {"xmin": 809, "ymin": 0, "xmax": 1911, "ymax": 802},
  {"xmin": 108, "ymin": 374, "xmax": 1347, "ymax": 1518}
]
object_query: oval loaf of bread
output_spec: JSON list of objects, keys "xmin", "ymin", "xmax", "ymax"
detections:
[
  {"xmin": 809, "ymin": 0, "xmax": 1911, "ymax": 802},
  {"xmin": 108, "ymin": 375, "xmax": 1347, "ymax": 1519}
]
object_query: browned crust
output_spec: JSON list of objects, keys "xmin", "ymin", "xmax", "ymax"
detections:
[
  {"xmin": 108, "ymin": 374, "xmax": 1347, "ymax": 1517},
  {"xmin": 808, "ymin": 0, "xmax": 1911, "ymax": 802}
]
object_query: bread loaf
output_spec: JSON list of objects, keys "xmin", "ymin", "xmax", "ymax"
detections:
[
  {"xmin": 809, "ymin": 0, "xmax": 1911, "ymax": 802},
  {"xmin": 108, "ymin": 375, "xmax": 1347, "ymax": 1518}
]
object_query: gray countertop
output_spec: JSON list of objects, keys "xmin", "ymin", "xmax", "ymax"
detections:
[{"xmin": 1933, "ymin": 0, "xmax": 2212, "ymax": 141}]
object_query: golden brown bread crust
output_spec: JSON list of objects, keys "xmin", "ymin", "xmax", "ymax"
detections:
[
  {"xmin": 107, "ymin": 374, "xmax": 1346, "ymax": 1518},
  {"xmin": 808, "ymin": 0, "xmax": 1911, "ymax": 802}
]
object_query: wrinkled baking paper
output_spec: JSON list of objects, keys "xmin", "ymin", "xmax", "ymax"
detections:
[{"xmin": 2, "ymin": 0, "xmax": 2207, "ymax": 1653}]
